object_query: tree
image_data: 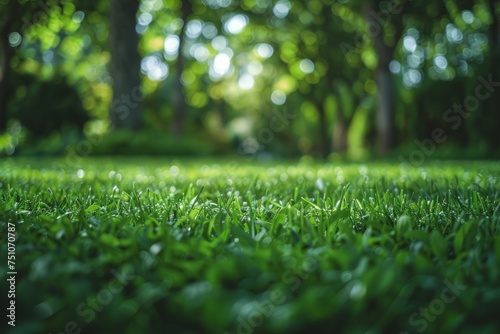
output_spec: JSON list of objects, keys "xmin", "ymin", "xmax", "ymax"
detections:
[
  {"xmin": 362, "ymin": 0, "xmax": 406, "ymax": 155},
  {"xmin": 0, "ymin": 1, "xmax": 23, "ymax": 132},
  {"xmin": 171, "ymin": 0, "xmax": 191, "ymax": 136},
  {"xmin": 0, "ymin": 14, "xmax": 15, "ymax": 131},
  {"xmin": 270, "ymin": 0, "xmax": 362, "ymax": 158},
  {"xmin": 109, "ymin": 0, "xmax": 142, "ymax": 130},
  {"xmin": 483, "ymin": 0, "xmax": 500, "ymax": 151}
]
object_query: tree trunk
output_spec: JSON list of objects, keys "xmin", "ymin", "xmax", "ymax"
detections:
[
  {"xmin": 333, "ymin": 105, "xmax": 348, "ymax": 153},
  {"xmin": 0, "ymin": 4, "xmax": 18, "ymax": 132},
  {"xmin": 364, "ymin": 1, "xmax": 396, "ymax": 155},
  {"xmin": 217, "ymin": 98, "xmax": 226, "ymax": 129},
  {"xmin": 489, "ymin": 0, "xmax": 500, "ymax": 47},
  {"xmin": 317, "ymin": 103, "xmax": 329, "ymax": 159},
  {"xmin": 0, "ymin": 35, "xmax": 13, "ymax": 131},
  {"xmin": 375, "ymin": 67, "xmax": 395, "ymax": 155},
  {"xmin": 171, "ymin": 0, "xmax": 191, "ymax": 137},
  {"xmin": 486, "ymin": 0, "xmax": 500, "ymax": 150},
  {"xmin": 109, "ymin": 0, "xmax": 142, "ymax": 130}
]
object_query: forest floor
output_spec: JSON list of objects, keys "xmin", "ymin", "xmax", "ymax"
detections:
[{"xmin": 1, "ymin": 157, "xmax": 499, "ymax": 334}]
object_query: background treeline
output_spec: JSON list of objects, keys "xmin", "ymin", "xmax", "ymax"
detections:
[{"xmin": 0, "ymin": 0, "xmax": 499, "ymax": 159}]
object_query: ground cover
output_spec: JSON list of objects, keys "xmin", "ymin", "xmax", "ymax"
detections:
[{"xmin": 1, "ymin": 158, "xmax": 499, "ymax": 334}]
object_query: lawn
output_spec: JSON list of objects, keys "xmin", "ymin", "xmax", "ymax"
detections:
[{"xmin": 1, "ymin": 157, "xmax": 500, "ymax": 334}]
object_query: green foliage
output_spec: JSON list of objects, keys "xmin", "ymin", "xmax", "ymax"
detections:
[
  {"xmin": 90, "ymin": 129, "xmax": 220, "ymax": 156},
  {"xmin": 3, "ymin": 0, "xmax": 500, "ymax": 157},
  {"xmin": 7, "ymin": 74, "xmax": 88, "ymax": 139},
  {"xmin": 0, "ymin": 158, "xmax": 499, "ymax": 333},
  {"xmin": 0, "ymin": 120, "xmax": 27, "ymax": 155}
]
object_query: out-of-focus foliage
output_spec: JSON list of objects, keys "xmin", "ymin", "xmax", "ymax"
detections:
[
  {"xmin": 1, "ymin": 0, "xmax": 499, "ymax": 158},
  {"xmin": 8, "ymin": 74, "xmax": 88, "ymax": 139}
]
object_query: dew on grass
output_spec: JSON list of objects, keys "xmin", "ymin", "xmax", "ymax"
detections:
[
  {"xmin": 140, "ymin": 250, "xmax": 155, "ymax": 267},
  {"xmin": 358, "ymin": 165, "xmax": 368, "ymax": 175},
  {"xmin": 121, "ymin": 192, "xmax": 130, "ymax": 202},
  {"xmin": 350, "ymin": 281, "xmax": 367, "ymax": 300},
  {"xmin": 108, "ymin": 171, "xmax": 122, "ymax": 182},
  {"xmin": 77, "ymin": 169, "xmax": 85, "ymax": 178},
  {"xmin": 341, "ymin": 272, "xmax": 352, "ymax": 283},
  {"xmin": 136, "ymin": 174, "xmax": 148, "ymax": 183},
  {"xmin": 315, "ymin": 178, "xmax": 325, "ymax": 191},
  {"xmin": 170, "ymin": 165, "xmax": 180, "ymax": 176},
  {"xmin": 3, "ymin": 159, "xmax": 499, "ymax": 332},
  {"xmin": 149, "ymin": 243, "xmax": 162, "ymax": 255}
]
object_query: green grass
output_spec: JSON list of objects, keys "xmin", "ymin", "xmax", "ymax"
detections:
[{"xmin": 1, "ymin": 157, "xmax": 500, "ymax": 334}]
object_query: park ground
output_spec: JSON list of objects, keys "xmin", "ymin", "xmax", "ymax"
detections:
[{"xmin": 1, "ymin": 157, "xmax": 499, "ymax": 334}]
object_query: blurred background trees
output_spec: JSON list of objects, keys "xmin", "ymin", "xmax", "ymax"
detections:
[
  {"xmin": 109, "ymin": 0, "xmax": 143, "ymax": 130},
  {"xmin": 0, "ymin": 0, "xmax": 498, "ymax": 159}
]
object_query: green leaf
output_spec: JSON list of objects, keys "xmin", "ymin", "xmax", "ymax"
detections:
[
  {"xmin": 430, "ymin": 230, "xmax": 446, "ymax": 260},
  {"xmin": 396, "ymin": 215, "xmax": 413, "ymax": 237},
  {"xmin": 100, "ymin": 234, "xmax": 119, "ymax": 246},
  {"xmin": 230, "ymin": 225, "xmax": 256, "ymax": 247},
  {"xmin": 86, "ymin": 205, "xmax": 100, "ymax": 213},
  {"xmin": 332, "ymin": 209, "xmax": 350, "ymax": 221},
  {"xmin": 38, "ymin": 214, "xmax": 54, "ymax": 223},
  {"xmin": 454, "ymin": 225, "xmax": 465, "ymax": 254}
]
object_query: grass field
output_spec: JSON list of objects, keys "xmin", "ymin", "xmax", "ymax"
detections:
[{"xmin": 1, "ymin": 158, "xmax": 500, "ymax": 334}]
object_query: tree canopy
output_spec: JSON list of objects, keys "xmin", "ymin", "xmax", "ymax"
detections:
[{"xmin": 1, "ymin": 0, "xmax": 498, "ymax": 159}]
